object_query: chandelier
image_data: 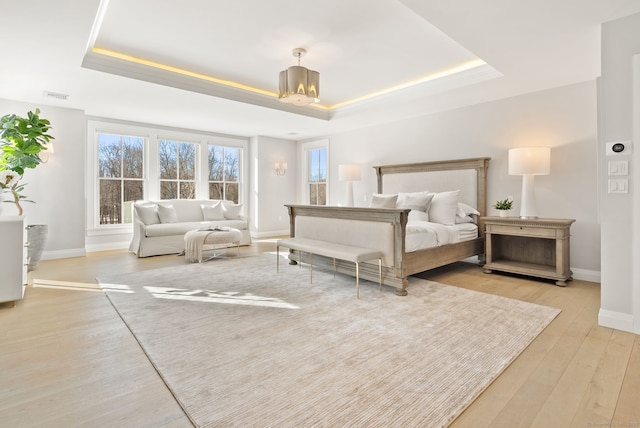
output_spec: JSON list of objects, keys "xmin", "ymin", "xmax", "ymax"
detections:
[{"xmin": 278, "ymin": 48, "xmax": 320, "ymax": 106}]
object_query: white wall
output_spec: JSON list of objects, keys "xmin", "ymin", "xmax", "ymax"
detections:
[
  {"xmin": 323, "ymin": 81, "xmax": 600, "ymax": 278},
  {"xmin": 0, "ymin": 98, "xmax": 86, "ymax": 259},
  {"xmin": 249, "ymin": 136, "xmax": 297, "ymax": 237},
  {"xmin": 599, "ymin": 12, "xmax": 640, "ymax": 333}
]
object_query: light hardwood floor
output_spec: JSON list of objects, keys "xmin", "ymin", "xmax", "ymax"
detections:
[{"xmin": 1, "ymin": 240, "xmax": 638, "ymax": 427}]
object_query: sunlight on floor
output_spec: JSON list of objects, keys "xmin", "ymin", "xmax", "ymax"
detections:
[
  {"xmin": 32, "ymin": 279, "xmax": 103, "ymax": 292},
  {"xmin": 144, "ymin": 286, "xmax": 300, "ymax": 309}
]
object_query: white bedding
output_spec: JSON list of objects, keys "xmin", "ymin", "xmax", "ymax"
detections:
[{"xmin": 405, "ymin": 221, "xmax": 478, "ymax": 253}]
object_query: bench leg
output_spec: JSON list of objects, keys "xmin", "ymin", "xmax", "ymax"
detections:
[
  {"xmin": 276, "ymin": 245, "xmax": 280, "ymax": 272},
  {"xmin": 333, "ymin": 258, "xmax": 336, "ymax": 278},
  {"xmin": 310, "ymin": 253, "xmax": 313, "ymax": 284},
  {"xmin": 378, "ymin": 258, "xmax": 382, "ymax": 291}
]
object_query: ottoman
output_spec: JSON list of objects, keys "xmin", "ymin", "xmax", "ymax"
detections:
[{"xmin": 184, "ymin": 227, "xmax": 243, "ymax": 263}]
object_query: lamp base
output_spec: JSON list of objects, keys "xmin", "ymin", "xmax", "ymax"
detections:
[{"xmin": 519, "ymin": 174, "xmax": 538, "ymax": 218}]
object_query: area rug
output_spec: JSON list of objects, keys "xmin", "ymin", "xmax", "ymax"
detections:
[{"xmin": 98, "ymin": 254, "xmax": 560, "ymax": 428}]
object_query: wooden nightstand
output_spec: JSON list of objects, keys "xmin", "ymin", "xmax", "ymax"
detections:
[{"xmin": 481, "ymin": 216, "xmax": 575, "ymax": 286}]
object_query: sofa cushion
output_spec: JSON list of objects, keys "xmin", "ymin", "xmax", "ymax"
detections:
[
  {"xmin": 135, "ymin": 204, "xmax": 160, "ymax": 225},
  {"xmin": 222, "ymin": 201, "xmax": 243, "ymax": 219},
  {"xmin": 202, "ymin": 201, "xmax": 225, "ymax": 221},
  {"xmin": 158, "ymin": 204, "xmax": 178, "ymax": 223},
  {"xmin": 145, "ymin": 219, "xmax": 248, "ymax": 237}
]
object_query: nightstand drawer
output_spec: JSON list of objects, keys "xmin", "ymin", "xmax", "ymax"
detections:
[{"xmin": 488, "ymin": 224, "xmax": 558, "ymax": 238}]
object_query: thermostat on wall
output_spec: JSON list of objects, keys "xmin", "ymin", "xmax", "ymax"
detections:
[{"xmin": 606, "ymin": 141, "xmax": 632, "ymax": 156}]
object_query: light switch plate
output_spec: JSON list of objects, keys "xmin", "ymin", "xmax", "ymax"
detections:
[
  {"xmin": 608, "ymin": 160, "xmax": 629, "ymax": 175},
  {"xmin": 608, "ymin": 178, "xmax": 629, "ymax": 193}
]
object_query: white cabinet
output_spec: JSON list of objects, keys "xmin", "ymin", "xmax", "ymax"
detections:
[{"xmin": 0, "ymin": 216, "xmax": 28, "ymax": 306}]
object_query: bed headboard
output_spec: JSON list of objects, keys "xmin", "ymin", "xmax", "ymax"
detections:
[{"xmin": 373, "ymin": 157, "xmax": 491, "ymax": 216}]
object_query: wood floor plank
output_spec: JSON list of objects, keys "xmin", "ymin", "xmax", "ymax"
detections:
[
  {"xmin": 569, "ymin": 328, "xmax": 636, "ymax": 428},
  {"xmin": 611, "ymin": 335, "xmax": 640, "ymax": 425},
  {"xmin": 530, "ymin": 324, "xmax": 612, "ymax": 427}
]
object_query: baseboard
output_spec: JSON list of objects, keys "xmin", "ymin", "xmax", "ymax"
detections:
[
  {"xmin": 598, "ymin": 309, "xmax": 635, "ymax": 333},
  {"xmin": 571, "ymin": 268, "xmax": 601, "ymax": 283},
  {"xmin": 41, "ymin": 248, "xmax": 86, "ymax": 260},
  {"xmin": 85, "ymin": 241, "xmax": 130, "ymax": 253},
  {"xmin": 252, "ymin": 229, "xmax": 289, "ymax": 239}
]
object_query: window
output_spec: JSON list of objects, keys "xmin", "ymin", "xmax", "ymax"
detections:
[
  {"xmin": 87, "ymin": 119, "xmax": 249, "ymax": 237},
  {"xmin": 308, "ymin": 147, "xmax": 327, "ymax": 205},
  {"xmin": 159, "ymin": 139, "xmax": 196, "ymax": 199},
  {"xmin": 97, "ymin": 133, "xmax": 145, "ymax": 225},
  {"xmin": 208, "ymin": 145, "xmax": 240, "ymax": 203}
]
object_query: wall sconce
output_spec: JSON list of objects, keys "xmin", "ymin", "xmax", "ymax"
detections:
[
  {"xmin": 508, "ymin": 147, "xmax": 550, "ymax": 218},
  {"xmin": 275, "ymin": 161, "xmax": 287, "ymax": 176},
  {"xmin": 41, "ymin": 141, "xmax": 55, "ymax": 163},
  {"xmin": 338, "ymin": 164, "xmax": 362, "ymax": 207}
]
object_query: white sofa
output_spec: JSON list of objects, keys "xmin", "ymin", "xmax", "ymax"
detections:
[{"xmin": 129, "ymin": 199, "xmax": 251, "ymax": 257}]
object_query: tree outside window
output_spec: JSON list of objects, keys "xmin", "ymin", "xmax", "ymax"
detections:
[
  {"xmin": 308, "ymin": 148, "xmax": 327, "ymax": 205},
  {"xmin": 159, "ymin": 139, "xmax": 196, "ymax": 199},
  {"xmin": 208, "ymin": 145, "xmax": 240, "ymax": 203},
  {"xmin": 98, "ymin": 133, "xmax": 144, "ymax": 224}
]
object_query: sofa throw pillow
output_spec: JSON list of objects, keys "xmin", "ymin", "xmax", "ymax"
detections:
[
  {"xmin": 429, "ymin": 190, "xmax": 460, "ymax": 225},
  {"xmin": 157, "ymin": 204, "xmax": 178, "ymax": 224},
  {"xmin": 202, "ymin": 201, "xmax": 225, "ymax": 221},
  {"xmin": 134, "ymin": 204, "xmax": 160, "ymax": 225},
  {"xmin": 397, "ymin": 191, "xmax": 434, "ymax": 212},
  {"xmin": 222, "ymin": 201, "xmax": 243, "ymax": 220},
  {"xmin": 369, "ymin": 194, "xmax": 398, "ymax": 208}
]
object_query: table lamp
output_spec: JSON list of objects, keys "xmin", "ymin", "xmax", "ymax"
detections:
[
  {"xmin": 338, "ymin": 164, "xmax": 361, "ymax": 207},
  {"xmin": 508, "ymin": 147, "xmax": 550, "ymax": 218}
]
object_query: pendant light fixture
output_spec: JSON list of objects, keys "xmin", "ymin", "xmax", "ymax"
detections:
[{"xmin": 278, "ymin": 48, "xmax": 320, "ymax": 106}]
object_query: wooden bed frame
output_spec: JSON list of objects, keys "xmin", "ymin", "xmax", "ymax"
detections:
[{"xmin": 285, "ymin": 157, "xmax": 491, "ymax": 295}]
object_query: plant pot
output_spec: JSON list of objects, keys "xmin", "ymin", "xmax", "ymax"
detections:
[
  {"xmin": 27, "ymin": 224, "xmax": 48, "ymax": 272},
  {"xmin": 499, "ymin": 210, "xmax": 510, "ymax": 218}
]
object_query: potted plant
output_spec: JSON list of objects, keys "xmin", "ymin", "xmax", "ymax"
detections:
[
  {"xmin": 0, "ymin": 108, "xmax": 54, "ymax": 271},
  {"xmin": 493, "ymin": 198, "xmax": 513, "ymax": 217}
]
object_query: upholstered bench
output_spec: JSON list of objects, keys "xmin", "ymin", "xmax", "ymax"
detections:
[{"xmin": 276, "ymin": 237, "xmax": 382, "ymax": 298}]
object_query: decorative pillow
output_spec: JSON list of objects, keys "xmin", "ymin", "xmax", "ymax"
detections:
[
  {"xmin": 202, "ymin": 201, "xmax": 225, "ymax": 221},
  {"xmin": 369, "ymin": 194, "xmax": 398, "ymax": 208},
  {"xmin": 222, "ymin": 201, "xmax": 243, "ymax": 219},
  {"xmin": 428, "ymin": 190, "xmax": 460, "ymax": 225},
  {"xmin": 397, "ymin": 191, "xmax": 434, "ymax": 212},
  {"xmin": 134, "ymin": 204, "xmax": 159, "ymax": 225},
  {"xmin": 157, "ymin": 204, "xmax": 178, "ymax": 224},
  {"xmin": 408, "ymin": 210, "xmax": 430, "ymax": 222},
  {"xmin": 455, "ymin": 215, "xmax": 475, "ymax": 224},
  {"xmin": 456, "ymin": 202, "xmax": 480, "ymax": 217}
]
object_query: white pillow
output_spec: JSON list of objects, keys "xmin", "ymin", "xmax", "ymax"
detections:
[
  {"xmin": 157, "ymin": 204, "xmax": 178, "ymax": 224},
  {"xmin": 369, "ymin": 194, "xmax": 398, "ymax": 208},
  {"xmin": 429, "ymin": 190, "xmax": 460, "ymax": 225},
  {"xmin": 134, "ymin": 204, "xmax": 159, "ymax": 225},
  {"xmin": 397, "ymin": 191, "xmax": 434, "ymax": 212},
  {"xmin": 222, "ymin": 201, "xmax": 243, "ymax": 219},
  {"xmin": 455, "ymin": 215, "xmax": 475, "ymax": 224},
  {"xmin": 408, "ymin": 210, "xmax": 430, "ymax": 222},
  {"xmin": 202, "ymin": 201, "xmax": 225, "ymax": 221},
  {"xmin": 457, "ymin": 202, "xmax": 480, "ymax": 217}
]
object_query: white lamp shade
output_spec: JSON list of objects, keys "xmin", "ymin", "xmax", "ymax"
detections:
[
  {"xmin": 508, "ymin": 147, "xmax": 550, "ymax": 176},
  {"xmin": 338, "ymin": 164, "xmax": 361, "ymax": 181}
]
